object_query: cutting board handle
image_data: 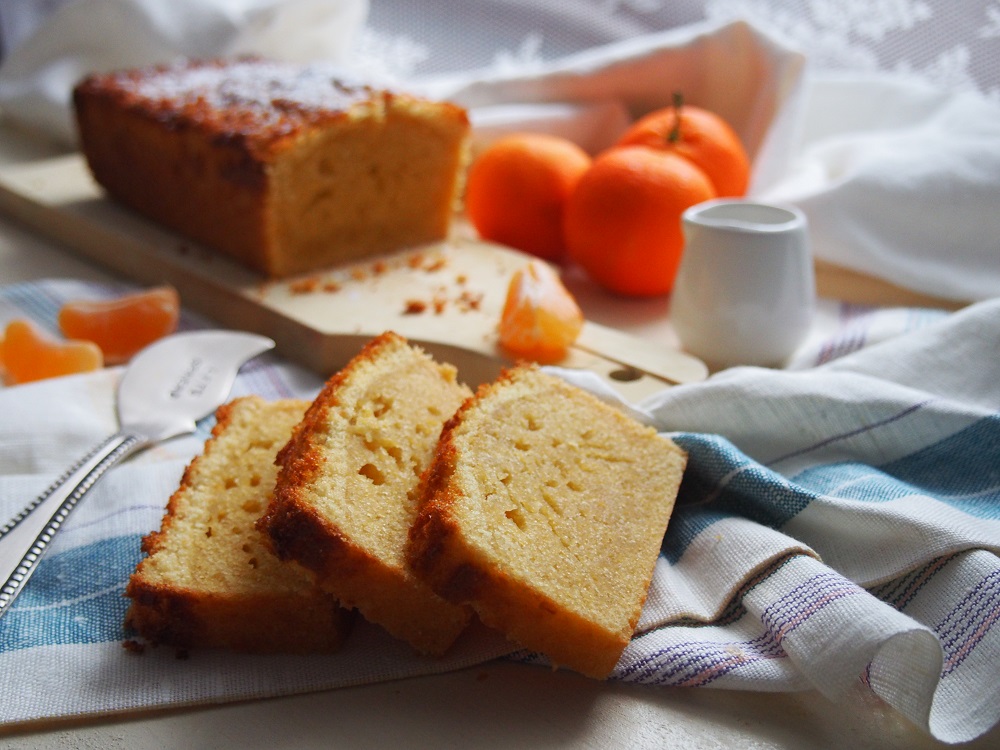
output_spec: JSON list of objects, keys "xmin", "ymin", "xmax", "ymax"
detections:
[{"xmin": 575, "ymin": 321, "xmax": 707, "ymax": 385}]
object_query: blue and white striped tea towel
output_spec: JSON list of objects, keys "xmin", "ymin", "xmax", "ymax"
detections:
[
  {"xmin": 564, "ymin": 296, "xmax": 999, "ymax": 744},
  {"xmin": 1, "ymin": 279, "xmax": 997, "ymax": 744}
]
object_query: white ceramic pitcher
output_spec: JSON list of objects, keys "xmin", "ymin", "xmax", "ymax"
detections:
[{"xmin": 669, "ymin": 199, "xmax": 815, "ymax": 371}]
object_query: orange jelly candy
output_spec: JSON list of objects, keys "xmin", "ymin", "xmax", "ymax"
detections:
[
  {"xmin": 58, "ymin": 285, "xmax": 180, "ymax": 365},
  {"xmin": 1, "ymin": 319, "xmax": 103, "ymax": 385},
  {"xmin": 498, "ymin": 260, "xmax": 584, "ymax": 364}
]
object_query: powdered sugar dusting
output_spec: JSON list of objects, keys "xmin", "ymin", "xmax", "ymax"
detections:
[
  {"xmin": 128, "ymin": 59, "xmax": 368, "ymax": 109},
  {"xmin": 95, "ymin": 58, "xmax": 379, "ymax": 140}
]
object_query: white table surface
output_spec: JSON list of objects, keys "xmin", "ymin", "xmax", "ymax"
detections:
[{"xmin": 1, "ymin": 132, "xmax": 998, "ymax": 750}]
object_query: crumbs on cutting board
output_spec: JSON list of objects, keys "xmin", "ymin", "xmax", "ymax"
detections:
[
  {"xmin": 404, "ymin": 287, "xmax": 483, "ymax": 316},
  {"xmin": 273, "ymin": 248, "xmax": 486, "ymax": 316}
]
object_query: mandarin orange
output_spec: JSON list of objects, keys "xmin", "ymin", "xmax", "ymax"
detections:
[
  {"xmin": 58, "ymin": 285, "xmax": 180, "ymax": 365},
  {"xmin": 563, "ymin": 145, "xmax": 716, "ymax": 297},
  {"xmin": 465, "ymin": 133, "xmax": 591, "ymax": 262},
  {"xmin": 498, "ymin": 260, "xmax": 584, "ymax": 363},
  {"xmin": 1, "ymin": 319, "xmax": 103, "ymax": 385},
  {"xmin": 616, "ymin": 96, "xmax": 750, "ymax": 197}
]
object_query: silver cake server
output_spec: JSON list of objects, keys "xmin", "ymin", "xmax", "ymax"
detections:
[{"xmin": 0, "ymin": 329, "xmax": 275, "ymax": 620}]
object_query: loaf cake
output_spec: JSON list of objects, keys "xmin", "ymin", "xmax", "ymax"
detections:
[
  {"xmin": 258, "ymin": 331, "xmax": 473, "ymax": 655},
  {"xmin": 125, "ymin": 396, "xmax": 353, "ymax": 653},
  {"xmin": 73, "ymin": 58, "xmax": 470, "ymax": 278},
  {"xmin": 407, "ymin": 365, "xmax": 686, "ymax": 678}
]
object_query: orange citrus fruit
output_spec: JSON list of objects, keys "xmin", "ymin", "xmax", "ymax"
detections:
[
  {"xmin": 616, "ymin": 96, "xmax": 750, "ymax": 197},
  {"xmin": 465, "ymin": 133, "xmax": 592, "ymax": 262},
  {"xmin": 58, "ymin": 285, "xmax": 180, "ymax": 365},
  {"xmin": 1, "ymin": 319, "xmax": 103, "ymax": 385},
  {"xmin": 564, "ymin": 145, "xmax": 716, "ymax": 297},
  {"xmin": 498, "ymin": 260, "xmax": 584, "ymax": 363}
]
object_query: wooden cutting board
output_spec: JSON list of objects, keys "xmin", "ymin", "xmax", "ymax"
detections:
[{"xmin": 0, "ymin": 152, "xmax": 709, "ymax": 400}]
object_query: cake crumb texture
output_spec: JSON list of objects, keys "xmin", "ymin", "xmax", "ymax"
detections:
[
  {"xmin": 125, "ymin": 396, "xmax": 353, "ymax": 653},
  {"xmin": 408, "ymin": 365, "xmax": 686, "ymax": 678},
  {"xmin": 259, "ymin": 331, "xmax": 474, "ymax": 655}
]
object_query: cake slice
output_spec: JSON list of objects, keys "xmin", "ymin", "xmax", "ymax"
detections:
[
  {"xmin": 73, "ymin": 57, "xmax": 470, "ymax": 278},
  {"xmin": 258, "ymin": 331, "xmax": 473, "ymax": 655},
  {"xmin": 125, "ymin": 396, "xmax": 353, "ymax": 653},
  {"xmin": 407, "ymin": 365, "xmax": 686, "ymax": 678}
]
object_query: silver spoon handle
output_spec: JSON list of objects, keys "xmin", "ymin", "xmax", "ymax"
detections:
[{"xmin": 0, "ymin": 431, "xmax": 150, "ymax": 620}]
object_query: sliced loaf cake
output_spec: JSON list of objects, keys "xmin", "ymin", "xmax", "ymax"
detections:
[
  {"xmin": 258, "ymin": 331, "xmax": 473, "ymax": 655},
  {"xmin": 125, "ymin": 396, "xmax": 353, "ymax": 653},
  {"xmin": 407, "ymin": 364, "xmax": 686, "ymax": 678}
]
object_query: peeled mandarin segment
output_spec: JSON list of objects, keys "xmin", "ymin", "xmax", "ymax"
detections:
[
  {"xmin": 58, "ymin": 285, "xmax": 180, "ymax": 365},
  {"xmin": 498, "ymin": 260, "xmax": 584, "ymax": 364},
  {"xmin": 1, "ymin": 319, "xmax": 103, "ymax": 385}
]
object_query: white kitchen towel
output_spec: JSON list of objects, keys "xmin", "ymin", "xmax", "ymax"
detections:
[
  {"xmin": 418, "ymin": 18, "xmax": 808, "ymax": 195},
  {"xmin": 1, "ymin": 279, "xmax": 998, "ymax": 744},
  {"xmin": 757, "ymin": 73, "xmax": 1000, "ymax": 305}
]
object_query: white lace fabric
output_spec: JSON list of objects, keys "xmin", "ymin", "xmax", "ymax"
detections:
[
  {"xmin": 358, "ymin": 0, "xmax": 999, "ymax": 101},
  {"xmin": 3, "ymin": 1, "xmax": 998, "ymax": 99}
]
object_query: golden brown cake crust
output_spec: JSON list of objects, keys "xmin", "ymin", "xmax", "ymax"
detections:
[
  {"xmin": 406, "ymin": 371, "xmax": 508, "ymax": 598},
  {"xmin": 74, "ymin": 58, "xmax": 387, "ymax": 161},
  {"xmin": 125, "ymin": 396, "xmax": 354, "ymax": 654},
  {"xmin": 124, "ymin": 582, "xmax": 351, "ymax": 654}
]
